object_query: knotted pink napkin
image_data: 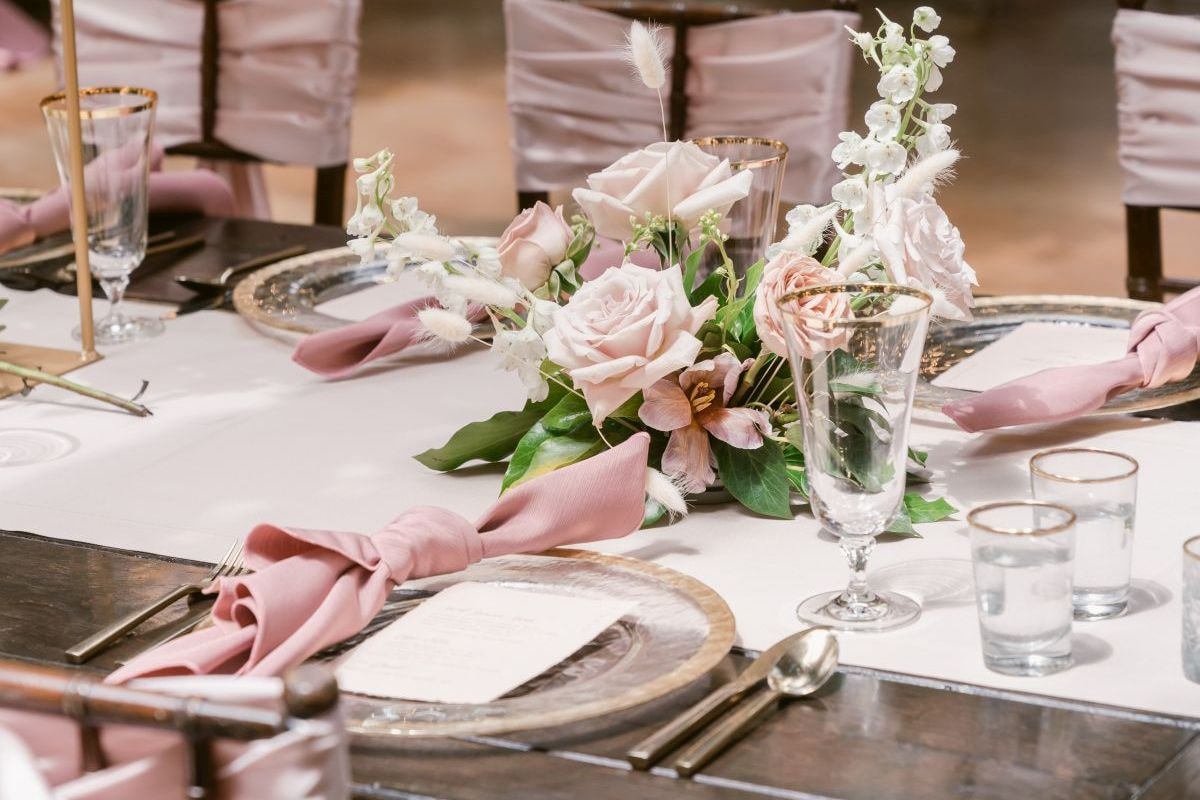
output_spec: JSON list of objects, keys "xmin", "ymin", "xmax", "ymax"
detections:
[
  {"xmin": 0, "ymin": 145, "xmax": 235, "ymax": 255},
  {"xmin": 108, "ymin": 433, "xmax": 650, "ymax": 683},
  {"xmin": 943, "ymin": 288, "xmax": 1200, "ymax": 432}
]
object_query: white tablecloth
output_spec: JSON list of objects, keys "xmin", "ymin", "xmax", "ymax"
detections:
[{"xmin": 3, "ymin": 281, "xmax": 1198, "ymax": 720}]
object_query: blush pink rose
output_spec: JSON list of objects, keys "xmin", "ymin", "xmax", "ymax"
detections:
[
  {"xmin": 571, "ymin": 141, "xmax": 753, "ymax": 242},
  {"xmin": 497, "ymin": 201, "xmax": 573, "ymax": 290},
  {"xmin": 544, "ymin": 264, "xmax": 718, "ymax": 423},
  {"xmin": 754, "ymin": 252, "xmax": 850, "ymax": 359}
]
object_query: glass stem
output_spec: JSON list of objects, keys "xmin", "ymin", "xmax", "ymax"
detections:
[
  {"xmin": 100, "ymin": 275, "xmax": 129, "ymax": 321},
  {"xmin": 839, "ymin": 535, "xmax": 877, "ymax": 607}
]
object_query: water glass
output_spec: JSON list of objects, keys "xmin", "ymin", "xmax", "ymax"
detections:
[
  {"xmin": 779, "ymin": 283, "xmax": 932, "ymax": 632},
  {"xmin": 969, "ymin": 501, "xmax": 1076, "ymax": 677},
  {"xmin": 1184, "ymin": 536, "xmax": 1200, "ymax": 683},
  {"xmin": 691, "ymin": 137, "xmax": 787, "ymax": 271},
  {"xmin": 1030, "ymin": 447, "xmax": 1138, "ymax": 621},
  {"xmin": 41, "ymin": 87, "xmax": 162, "ymax": 345}
]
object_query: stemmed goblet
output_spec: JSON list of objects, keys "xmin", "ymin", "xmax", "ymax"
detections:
[
  {"xmin": 41, "ymin": 87, "xmax": 162, "ymax": 345},
  {"xmin": 778, "ymin": 283, "xmax": 932, "ymax": 632}
]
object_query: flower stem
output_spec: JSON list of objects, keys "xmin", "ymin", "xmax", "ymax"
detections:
[{"xmin": 0, "ymin": 359, "xmax": 151, "ymax": 416}]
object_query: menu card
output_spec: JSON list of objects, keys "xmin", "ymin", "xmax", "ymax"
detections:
[
  {"xmin": 932, "ymin": 321, "xmax": 1129, "ymax": 392},
  {"xmin": 335, "ymin": 582, "xmax": 634, "ymax": 704}
]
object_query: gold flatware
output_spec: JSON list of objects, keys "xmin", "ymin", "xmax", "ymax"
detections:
[
  {"xmin": 672, "ymin": 627, "xmax": 838, "ymax": 778},
  {"xmin": 0, "ymin": 229, "xmax": 178, "ymax": 270},
  {"xmin": 627, "ymin": 628, "xmax": 825, "ymax": 770},
  {"xmin": 175, "ymin": 244, "xmax": 307, "ymax": 292},
  {"xmin": 65, "ymin": 541, "xmax": 247, "ymax": 664}
]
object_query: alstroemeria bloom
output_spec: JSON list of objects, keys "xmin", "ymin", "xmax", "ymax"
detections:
[{"xmin": 638, "ymin": 353, "xmax": 771, "ymax": 493}]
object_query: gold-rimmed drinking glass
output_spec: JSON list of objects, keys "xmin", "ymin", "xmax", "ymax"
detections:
[
  {"xmin": 778, "ymin": 283, "xmax": 932, "ymax": 633},
  {"xmin": 1184, "ymin": 536, "xmax": 1200, "ymax": 683},
  {"xmin": 41, "ymin": 87, "xmax": 162, "ymax": 345},
  {"xmin": 691, "ymin": 136, "xmax": 787, "ymax": 271},
  {"xmin": 968, "ymin": 500, "xmax": 1076, "ymax": 677},
  {"xmin": 1030, "ymin": 447, "xmax": 1138, "ymax": 621}
]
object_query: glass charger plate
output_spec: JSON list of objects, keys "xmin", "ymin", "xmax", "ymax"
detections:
[
  {"xmin": 232, "ymin": 239, "xmax": 496, "ymax": 335},
  {"xmin": 917, "ymin": 294, "xmax": 1200, "ymax": 415},
  {"xmin": 317, "ymin": 548, "xmax": 735, "ymax": 738}
]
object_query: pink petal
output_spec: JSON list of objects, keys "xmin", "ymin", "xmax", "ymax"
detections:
[
  {"xmin": 702, "ymin": 407, "xmax": 771, "ymax": 449},
  {"xmin": 639, "ymin": 379, "xmax": 694, "ymax": 432},
  {"xmin": 662, "ymin": 423, "xmax": 714, "ymax": 494}
]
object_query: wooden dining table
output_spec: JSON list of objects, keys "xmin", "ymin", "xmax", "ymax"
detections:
[{"xmin": 1, "ymin": 217, "xmax": 1198, "ymax": 800}]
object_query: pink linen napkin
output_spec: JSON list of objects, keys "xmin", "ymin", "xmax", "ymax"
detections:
[
  {"xmin": 0, "ymin": 676, "xmax": 348, "ymax": 799},
  {"xmin": 943, "ymin": 287, "xmax": 1200, "ymax": 432},
  {"xmin": 0, "ymin": 145, "xmax": 236, "ymax": 255},
  {"xmin": 107, "ymin": 433, "xmax": 651, "ymax": 682}
]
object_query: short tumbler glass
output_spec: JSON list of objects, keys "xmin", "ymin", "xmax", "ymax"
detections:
[
  {"xmin": 969, "ymin": 501, "xmax": 1076, "ymax": 677},
  {"xmin": 1030, "ymin": 447, "xmax": 1138, "ymax": 621},
  {"xmin": 1184, "ymin": 536, "xmax": 1200, "ymax": 683}
]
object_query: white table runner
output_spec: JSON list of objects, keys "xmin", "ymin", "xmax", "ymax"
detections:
[{"xmin": 3, "ymin": 282, "xmax": 1198, "ymax": 720}]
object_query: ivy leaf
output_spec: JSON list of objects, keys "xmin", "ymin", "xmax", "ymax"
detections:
[
  {"xmin": 904, "ymin": 494, "xmax": 957, "ymax": 524},
  {"xmin": 502, "ymin": 424, "xmax": 604, "ymax": 491},
  {"xmin": 712, "ymin": 437, "xmax": 792, "ymax": 519},
  {"xmin": 414, "ymin": 390, "xmax": 561, "ymax": 471}
]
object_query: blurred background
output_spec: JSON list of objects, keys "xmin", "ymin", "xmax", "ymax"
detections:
[{"xmin": 2, "ymin": 0, "xmax": 1198, "ymax": 297}]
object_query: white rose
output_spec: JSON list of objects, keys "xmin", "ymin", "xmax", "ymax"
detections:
[
  {"xmin": 874, "ymin": 195, "xmax": 977, "ymax": 320},
  {"xmin": 544, "ymin": 264, "xmax": 718, "ymax": 422},
  {"xmin": 572, "ymin": 141, "xmax": 753, "ymax": 242}
]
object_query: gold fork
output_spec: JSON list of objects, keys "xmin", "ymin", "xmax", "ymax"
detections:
[{"xmin": 65, "ymin": 541, "xmax": 246, "ymax": 664}]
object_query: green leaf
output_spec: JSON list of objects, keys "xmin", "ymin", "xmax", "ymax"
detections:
[
  {"xmin": 885, "ymin": 511, "xmax": 921, "ymax": 538},
  {"xmin": 712, "ymin": 437, "xmax": 792, "ymax": 519},
  {"xmin": 541, "ymin": 393, "xmax": 592, "ymax": 435},
  {"xmin": 903, "ymin": 494, "xmax": 957, "ymax": 524},
  {"xmin": 907, "ymin": 447, "xmax": 929, "ymax": 467},
  {"xmin": 502, "ymin": 424, "xmax": 604, "ymax": 491},
  {"xmin": 414, "ymin": 391, "xmax": 561, "ymax": 471},
  {"xmin": 682, "ymin": 244, "xmax": 708, "ymax": 296}
]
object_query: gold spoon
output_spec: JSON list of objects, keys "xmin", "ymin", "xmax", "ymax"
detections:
[{"xmin": 673, "ymin": 627, "xmax": 839, "ymax": 778}]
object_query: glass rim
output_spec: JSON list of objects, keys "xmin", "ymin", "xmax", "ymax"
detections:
[
  {"xmin": 1185, "ymin": 535, "xmax": 1200, "ymax": 561},
  {"xmin": 690, "ymin": 136, "xmax": 788, "ymax": 168},
  {"xmin": 41, "ymin": 86, "xmax": 157, "ymax": 118},
  {"xmin": 1029, "ymin": 447, "xmax": 1139, "ymax": 484},
  {"xmin": 776, "ymin": 282, "xmax": 933, "ymax": 328},
  {"xmin": 967, "ymin": 500, "xmax": 1076, "ymax": 537}
]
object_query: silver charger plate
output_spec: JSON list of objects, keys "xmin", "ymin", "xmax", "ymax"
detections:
[
  {"xmin": 232, "ymin": 239, "xmax": 496, "ymax": 335},
  {"xmin": 320, "ymin": 548, "xmax": 735, "ymax": 738},
  {"xmin": 917, "ymin": 294, "xmax": 1200, "ymax": 415}
]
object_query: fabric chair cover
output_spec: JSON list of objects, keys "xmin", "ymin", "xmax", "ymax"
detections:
[
  {"xmin": 504, "ymin": 0, "xmax": 858, "ymax": 204},
  {"xmin": 0, "ymin": 676, "xmax": 349, "ymax": 800},
  {"xmin": 1112, "ymin": 8, "xmax": 1200, "ymax": 208},
  {"xmin": 50, "ymin": 0, "xmax": 362, "ymax": 219},
  {"xmin": 0, "ymin": 0, "xmax": 50, "ymax": 71}
]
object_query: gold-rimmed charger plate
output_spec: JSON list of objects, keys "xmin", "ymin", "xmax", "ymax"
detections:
[
  {"xmin": 917, "ymin": 294, "xmax": 1200, "ymax": 415},
  {"xmin": 320, "ymin": 548, "xmax": 735, "ymax": 739},
  {"xmin": 232, "ymin": 238, "xmax": 497, "ymax": 335}
]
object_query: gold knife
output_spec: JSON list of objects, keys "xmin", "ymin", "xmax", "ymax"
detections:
[{"xmin": 626, "ymin": 629, "xmax": 815, "ymax": 770}]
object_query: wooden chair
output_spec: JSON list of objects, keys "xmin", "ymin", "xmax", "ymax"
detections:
[
  {"xmin": 514, "ymin": 0, "xmax": 859, "ymax": 212},
  {"xmin": 1115, "ymin": 0, "xmax": 1200, "ymax": 301},
  {"xmin": 0, "ymin": 660, "xmax": 338, "ymax": 798}
]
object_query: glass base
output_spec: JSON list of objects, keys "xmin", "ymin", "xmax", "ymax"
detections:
[
  {"xmin": 984, "ymin": 651, "xmax": 1073, "ymax": 677},
  {"xmin": 796, "ymin": 589, "xmax": 921, "ymax": 633},
  {"xmin": 1073, "ymin": 600, "xmax": 1127, "ymax": 621},
  {"xmin": 74, "ymin": 314, "xmax": 164, "ymax": 346}
]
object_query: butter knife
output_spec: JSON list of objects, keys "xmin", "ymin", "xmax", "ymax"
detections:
[{"xmin": 626, "ymin": 630, "xmax": 814, "ymax": 769}]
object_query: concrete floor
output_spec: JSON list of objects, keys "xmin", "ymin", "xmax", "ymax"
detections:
[{"xmin": 2, "ymin": 0, "xmax": 1198, "ymax": 297}]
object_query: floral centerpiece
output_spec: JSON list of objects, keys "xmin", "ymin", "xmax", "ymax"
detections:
[{"xmin": 346, "ymin": 6, "xmax": 970, "ymax": 532}]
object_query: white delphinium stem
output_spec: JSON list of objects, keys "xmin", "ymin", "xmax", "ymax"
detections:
[
  {"xmin": 417, "ymin": 308, "xmax": 472, "ymax": 345},
  {"xmin": 895, "ymin": 148, "xmax": 959, "ymax": 199},
  {"xmin": 646, "ymin": 467, "xmax": 689, "ymax": 518}
]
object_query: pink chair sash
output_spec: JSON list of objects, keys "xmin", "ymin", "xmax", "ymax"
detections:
[
  {"xmin": 0, "ymin": 676, "xmax": 349, "ymax": 800},
  {"xmin": 504, "ymin": 0, "xmax": 858, "ymax": 203},
  {"xmin": 1112, "ymin": 8, "xmax": 1200, "ymax": 207},
  {"xmin": 51, "ymin": 0, "xmax": 362, "ymax": 218}
]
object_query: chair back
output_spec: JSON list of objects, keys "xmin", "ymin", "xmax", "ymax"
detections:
[
  {"xmin": 1113, "ymin": 2, "xmax": 1200, "ymax": 299},
  {"xmin": 505, "ymin": 0, "xmax": 859, "ymax": 210},
  {"xmin": 50, "ymin": 0, "xmax": 362, "ymax": 225},
  {"xmin": 0, "ymin": 660, "xmax": 347, "ymax": 799}
]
